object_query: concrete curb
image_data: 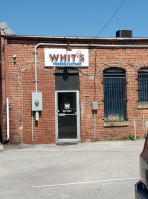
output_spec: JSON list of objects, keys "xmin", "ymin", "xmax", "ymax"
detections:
[{"xmin": 0, "ymin": 143, "xmax": 4, "ymax": 152}]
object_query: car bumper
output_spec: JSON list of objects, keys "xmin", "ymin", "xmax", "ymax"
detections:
[{"xmin": 135, "ymin": 181, "xmax": 148, "ymax": 199}]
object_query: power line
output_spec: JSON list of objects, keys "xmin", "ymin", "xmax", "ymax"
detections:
[{"xmin": 96, "ymin": 0, "xmax": 126, "ymax": 37}]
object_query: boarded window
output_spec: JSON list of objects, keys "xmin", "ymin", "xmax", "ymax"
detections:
[{"xmin": 55, "ymin": 67, "xmax": 79, "ymax": 91}]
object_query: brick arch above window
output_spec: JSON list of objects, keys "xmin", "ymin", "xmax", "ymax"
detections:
[
  {"xmin": 100, "ymin": 64, "xmax": 127, "ymax": 74},
  {"xmin": 103, "ymin": 67, "xmax": 126, "ymax": 74},
  {"xmin": 138, "ymin": 67, "xmax": 148, "ymax": 72}
]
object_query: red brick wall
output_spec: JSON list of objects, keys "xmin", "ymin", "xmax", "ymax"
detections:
[
  {"xmin": 1, "ymin": 37, "xmax": 148, "ymax": 144},
  {"xmin": 80, "ymin": 48, "xmax": 148, "ymax": 141}
]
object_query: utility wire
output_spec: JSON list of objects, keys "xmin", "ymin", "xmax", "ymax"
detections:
[{"xmin": 96, "ymin": 0, "xmax": 126, "ymax": 37}]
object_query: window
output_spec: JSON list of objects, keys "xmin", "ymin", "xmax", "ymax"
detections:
[
  {"xmin": 138, "ymin": 68, "xmax": 148, "ymax": 104},
  {"xmin": 103, "ymin": 68, "xmax": 127, "ymax": 122}
]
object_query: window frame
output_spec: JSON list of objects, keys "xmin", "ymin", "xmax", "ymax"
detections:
[
  {"xmin": 103, "ymin": 67, "xmax": 127, "ymax": 122},
  {"xmin": 138, "ymin": 68, "xmax": 148, "ymax": 106}
]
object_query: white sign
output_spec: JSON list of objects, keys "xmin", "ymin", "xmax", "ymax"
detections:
[{"xmin": 44, "ymin": 49, "xmax": 89, "ymax": 67}]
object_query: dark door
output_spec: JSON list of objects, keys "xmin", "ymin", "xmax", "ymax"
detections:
[{"xmin": 57, "ymin": 92, "xmax": 78, "ymax": 139}]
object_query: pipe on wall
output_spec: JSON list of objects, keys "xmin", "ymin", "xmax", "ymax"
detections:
[
  {"xmin": 4, "ymin": 38, "xmax": 9, "ymax": 142},
  {"xmin": 34, "ymin": 43, "xmax": 68, "ymax": 92},
  {"xmin": 34, "ymin": 42, "xmax": 148, "ymax": 91}
]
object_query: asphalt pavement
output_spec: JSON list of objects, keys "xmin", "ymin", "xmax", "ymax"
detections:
[{"xmin": 0, "ymin": 139, "xmax": 145, "ymax": 199}]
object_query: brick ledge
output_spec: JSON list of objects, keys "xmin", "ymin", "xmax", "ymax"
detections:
[
  {"xmin": 104, "ymin": 121, "xmax": 129, "ymax": 127},
  {"xmin": 138, "ymin": 104, "xmax": 148, "ymax": 109}
]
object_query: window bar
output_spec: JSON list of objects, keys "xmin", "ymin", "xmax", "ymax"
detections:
[{"xmin": 103, "ymin": 73, "xmax": 126, "ymax": 122}]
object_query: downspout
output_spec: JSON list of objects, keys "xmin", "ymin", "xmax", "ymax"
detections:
[{"xmin": 4, "ymin": 38, "xmax": 9, "ymax": 142}]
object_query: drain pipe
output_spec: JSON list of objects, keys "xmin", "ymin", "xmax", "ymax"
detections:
[
  {"xmin": 4, "ymin": 38, "xmax": 9, "ymax": 142},
  {"xmin": 6, "ymin": 98, "xmax": 9, "ymax": 141}
]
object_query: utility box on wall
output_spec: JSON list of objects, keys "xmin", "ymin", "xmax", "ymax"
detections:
[
  {"xmin": 92, "ymin": 102, "xmax": 98, "ymax": 111},
  {"xmin": 32, "ymin": 92, "xmax": 42, "ymax": 111}
]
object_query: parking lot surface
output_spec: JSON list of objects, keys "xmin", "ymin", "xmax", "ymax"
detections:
[{"xmin": 0, "ymin": 139, "xmax": 145, "ymax": 199}]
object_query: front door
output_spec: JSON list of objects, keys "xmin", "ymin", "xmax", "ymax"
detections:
[{"xmin": 56, "ymin": 91, "xmax": 80, "ymax": 143}]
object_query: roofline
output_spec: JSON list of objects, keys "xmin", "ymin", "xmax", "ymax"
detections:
[{"xmin": 3, "ymin": 34, "xmax": 148, "ymax": 41}]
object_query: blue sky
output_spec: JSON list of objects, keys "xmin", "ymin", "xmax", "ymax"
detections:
[{"xmin": 1, "ymin": 0, "xmax": 148, "ymax": 38}]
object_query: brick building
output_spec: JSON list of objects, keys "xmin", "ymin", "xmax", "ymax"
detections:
[{"xmin": 0, "ymin": 26, "xmax": 148, "ymax": 144}]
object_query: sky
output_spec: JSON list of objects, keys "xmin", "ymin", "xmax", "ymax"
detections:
[{"xmin": 1, "ymin": 0, "xmax": 148, "ymax": 38}]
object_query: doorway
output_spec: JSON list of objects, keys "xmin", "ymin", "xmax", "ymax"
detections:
[{"xmin": 55, "ymin": 90, "xmax": 80, "ymax": 143}]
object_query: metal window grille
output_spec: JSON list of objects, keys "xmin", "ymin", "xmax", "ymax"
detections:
[
  {"xmin": 138, "ymin": 68, "xmax": 148, "ymax": 104},
  {"xmin": 103, "ymin": 68, "xmax": 127, "ymax": 122}
]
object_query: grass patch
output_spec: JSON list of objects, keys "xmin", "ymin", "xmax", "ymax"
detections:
[{"xmin": 107, "ymin": 136, "xmax": 140, "ymax": 141}]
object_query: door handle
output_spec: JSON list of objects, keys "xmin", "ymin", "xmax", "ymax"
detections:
[{"xmin": 58, "ymin": 113, "xmax": 66, "ymax": 116}]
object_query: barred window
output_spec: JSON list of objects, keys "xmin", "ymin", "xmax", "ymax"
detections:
[
  {"xmin": 103, "ymin": 68, "xmax": 127, "ymax": 122},
  {"xmin": 138, "ymin": 68, "xmax": 148, "ymax": 104}
]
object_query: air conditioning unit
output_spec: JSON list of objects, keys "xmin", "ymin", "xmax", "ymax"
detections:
[{"xmin": 116, "ymin": 30, "xmax": 132, "ymax": 38}]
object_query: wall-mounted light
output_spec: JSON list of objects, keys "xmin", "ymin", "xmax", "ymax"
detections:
[
  {"xmin": 12, "ymin": 55, "xmax": 16, "ymax": 64},
  {"xmin": 66, "ymin": 41, "xmax": 72, "ymax": 51}
]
